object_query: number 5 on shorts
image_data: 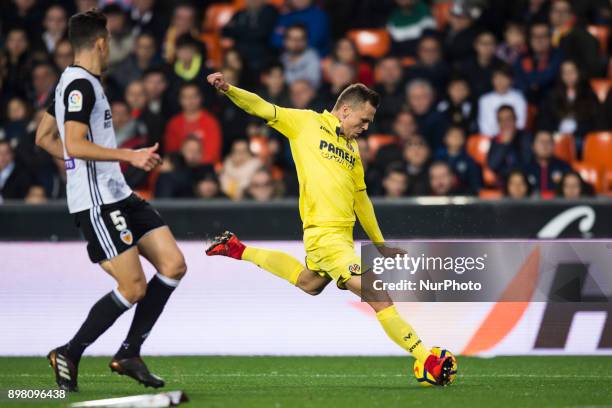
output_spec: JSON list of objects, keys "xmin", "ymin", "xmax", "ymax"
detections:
[{"xmin": 110, "ymin": 210, "xmax": 127, "ymax": 231}]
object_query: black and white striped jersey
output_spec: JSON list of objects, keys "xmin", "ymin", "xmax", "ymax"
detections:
[{"xmin": 48, "ymin": 65, "xmax": 132, "ymax": 213}]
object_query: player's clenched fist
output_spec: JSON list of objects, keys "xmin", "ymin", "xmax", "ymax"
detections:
[
  {"xmin": 207, "ymin": 72, "xmax": 230, "ymax": 92},
  {"xmin": 129, "ymin": 142, "xmax": 162, "ymax": 171}
]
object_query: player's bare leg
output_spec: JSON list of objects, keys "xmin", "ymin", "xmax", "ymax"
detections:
[
  {"xmin": 344, "ymin": 274, "xmax": 454, "ymax": 385},
  {"xmin": 48, "ymin": 247, "xmax": 146, "ymax": 392},
  {"xmin": 109, "ymin": 226, "xmax": 186, "ymax": 389},
  {"xmin": 206, "ymin": 231, "xmax": 331, "ymax": 295}
]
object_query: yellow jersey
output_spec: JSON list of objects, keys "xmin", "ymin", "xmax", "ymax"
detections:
[{"xmin": 267, "ymin": 107, "xmax": 366, "ymax": 229}]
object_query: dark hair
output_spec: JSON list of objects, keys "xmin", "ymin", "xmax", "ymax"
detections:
[
  {"xmin": 493, "ymin": 63, "xmax": 514, "ymax": 79},
  {"xmin": 143, "ymin": 66, "xmax": 167, "ymax": 78},
  {"xmin": 175, "ymin": 33, "xmax": 201, "ymax": 50},
  {"xmin": 285, "ymin": 23, "xmax": 308, "ymax": 38},
  {"xmin": 68, "ymin": 9, "xmax": 108, "ymax": 51},
  {"xmin": 496, "ymin": 104, "xmax": 516, "ymax": 118},
  {"xmin": 384, "ymin": 161, "xmax": 408, "ymax": 178},
  {"xmin": 333, "ymin": 83, "xmax": 380, "ymax": 110},
  {"xmin": 556, "ymin": 170, "xmax": 594, "ymax": 198},
  {"xmin": 262, "ymin": 61, "xmax": 284, "ymax": 75},
  {"xmin": 101, "ymin": 4, "xmax": 125, "ymax": 16},
  {"xmin": 504, "ymin": 168, "xmax": 532, "ymax": 197}
]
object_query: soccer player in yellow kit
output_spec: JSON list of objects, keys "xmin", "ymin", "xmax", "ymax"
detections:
[{"xmin": 205, "ymin": 72, "xmax": 453, "ymax": 385}]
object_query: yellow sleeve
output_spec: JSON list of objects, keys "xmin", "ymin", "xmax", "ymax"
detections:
[
  {"xmin": 225, "ymin": 85, "xmax": 311, "ymax": 139},
  {"xmin": 354, "ymin": 189, "xmax": 384, "ymax": 245}
]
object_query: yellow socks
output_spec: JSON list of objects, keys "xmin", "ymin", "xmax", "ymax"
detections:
[
  {"xmin": 376, "ymin": 305, "xmax": 430, "ymax": 363},
  {"xmin": 241, "ymin": 246, "xmax": 304, "ymax": 285}
]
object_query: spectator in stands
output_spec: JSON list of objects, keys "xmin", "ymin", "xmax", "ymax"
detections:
[
  {"xmin": 321, "ymin": 62, "xmax": 355, "ymax": 106},
  {"xmin": 514, "ymin": 22, "xmax": 562, "ymax": 104},
  {"xmin": 281, "ymin": 23, "xmax": 321, "ymax": 89},
  {"xmin": 405, "ymin": 79, "xmax": 448, "ymax": 149},
  {"xmin": 537, "ymin": 60, "xmax": 601, "ymax": 145},
  {"xmin": 325, "ymin": 38, "xmax": 374, "ymax": 87},
  {"xmin": 53, "ymin": 39, "xmax": 73, "ymax": 72},
  {"xmin": 223, "ymin": 49, "xmax": 254, "ymax": 88},
  {"xmin": 372, "ymin": 56, "xmax": 405, "ymax": 134},
  {"xmin": 549, "ymin": 0, "xmax": 600, "ymax": 77},
  {"xmin": 164, "ymin": 83, "xmax": 222, "ymax": 165},
  {"xmin": 435, "ymin": 126, "xmax": 482, "ymax": 194},
  {"xmin": 496, "ymin": 22, "xmax": 527, "ymax": 65},
  {"xmin": 443, "ymin": 3, "xmax": 479, "ymax": 63},
  {"xmin": 258, "ymin": 62, "xmax": 290, "ymax": 107},
  {"xmin": 427, "ymin": 161, "xmax": 463, "ymax": 196},
  {"xmin": 436, "ymin": 76, "xmax": 478, "ymax": 134},
  {"xmin": 478, "ymin": 64, "xmax": 528, "ymax": 136},
  {"xmin": 13, "ymin": 108, "xmax": 56, "ymax": 196},
  {"xmin": 0, "ymin": 140, "xmax": 31, "ymax": 201},
  {"xmin": 163, "ymin": 2, "xmax": 199, "ymax": 63},
  {"xmin": 156, "ymin": 135, "xmax": 215, "ymax": 198},
  {"xmin": 245, "ymin": 168, "xmax": 279, "ymax": 202},
  {"xmin": 195, "ymin": 171, "xmax": 226, "ymax": 199},
  {"xmin": 220, "ymin": 139, "xmax": 263, "ymax": 200},
  {"xmin": 29, "ymin": 62, "xmax": 57, "ymax": 110},
  {"xmin": 382, "ymin": 162, "xmax": 409, "ymax": 199},
  {"xmin": 113, "ymin": 100, "xmax": 143, "ymax": 148},
  {"xmin": 387, "ymin": 0, "xmax": 436, "ymax": 57},
  {"xmin": 522, "ymin": 0, "xmax": 551, "ymax": 25},
  {"xmin": 272, "ymin": 0, "xmax": 331, "ymax": 56},
  {"xmin": 289, "ymin": 79, "xmax": 324, "ymax": 111},
  {"xmin": 504, "ymin": 168, "xmax": 532, "ymax": 199},
  {"xmin": 33, "ymin": 4, "xmax": 67, "ymax": 56},
  {"xmin": 143, "ymin": 67, "xmax": 172, "ymax": 119},
  {"xmin": 168, "ymin": 34, "xmax": 214, "ymax": 108},
  {"xmin": 487, "ymin": 105, "xmax": 532, "ymax": 180},
  {"xmin": 602, "ymin": 90, "xmax": 612, "ymax": 130},
  {"xmin": 456, "ymin": 31, "xmax": 505, "ymax": 98},
  {"xmin": 222, "ymin": 0, "xmax": 279, "ymax": 75},
  {"xmin": 523, "ymin": 130, "xmax": 571, "ymax": 195},
  {"xmin": 405, "ymin": 35, "xmax": 450, "ymax": 96},
  {"xmin": 24, "ymin": 184, "xmax": 47, "ymax": 204},
  {"xmin": 356, "ymin": 138, "xmax": 383, "ymax": 196},
  {"xmin": 216, "ymin": 66, "xmax": 251, "ymax": 156},
  {"xmin": 1, "ymin": 0, "xmax": 42, "ymax": 40},
  {"xmin": 0, "ymin": 27, "xmax": 32, "ymax": 101},
  {"xmin": 103, "ymin": 4, "xmax": 136, "ymax": 67},
  {"xmin": 130, "ymin": 0, "xmax": 168, "ymax": 46},
  {"xmin": 125, "ymin": 79, "xmax": 165, "ymax": 150},
  {"xmin": 373, "ymin": 111, "xmax": 419, "ymax": 171},
  {"xmin": 2, "ymin": 97, "xmax": 30, "ymax": 143},
  {"xmin": 402, "ymin": 135, "xmax": 431, "ymax": 195},
  {"xmin": 75, "ymin": 0, "xmax": 98, "ymax": 13},
  {"xmin": 109, "ymin": 31, "xmax": 160, "ymax": 94},
  {"xmin": 556, "ymin": 170, "xmax": 594, "ymax": 198}
]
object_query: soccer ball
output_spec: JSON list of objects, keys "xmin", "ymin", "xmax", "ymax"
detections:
[{"xmin": 413, "ymin": 347, "xmax": 458, "ymax": 386}]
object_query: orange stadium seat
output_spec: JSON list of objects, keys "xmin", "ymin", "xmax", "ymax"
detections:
[
  {"xmin": 466, "ymin": 134, "xmax": 491, "ymax": 166},
  {"xmin": 587, "ymin": 25, "xmax": 609, "ymax": 56},
  {"xmin": 347, "ymin": 29, "xmax": 391, "ymax": 59},
  {"xmin": 466, "ymin": 135, "xmax": 497, "ymax": 186},
  {"xmin": 200, "ymin": 32, "xmax": 223, "ymax": 69},
  {"xmin": 432, "ymin": 2, "xmax": 452, "ymax": 30},
  {"xmin": 590, "ymin": 78, "xmax": 611, "ymax": 103},
  {"xmin": 367, "ymin": 134, "xmax": 397, "ymax": 161},
  {"xmin": 478, "ymin": 189, "xmax": 503, "ymax": 199},
  {"xmin": 583, "ymin": 132, "xmax": 612, "ymax": 174},
  {"xmin": 572, "ymin": 161, "xmax": 605, "ymax": 193},
  {"xmin": 204, "ymin": 4, "xmax": 236, "ymax": 33},
  {"xmin": 553, "ymin": 133, "xmax": 576, "ymax": 163}
]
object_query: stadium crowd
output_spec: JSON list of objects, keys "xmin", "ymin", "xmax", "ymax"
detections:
[{"xmin": 0, "ymin": 0, "xmax": 611, "ymax": 203}]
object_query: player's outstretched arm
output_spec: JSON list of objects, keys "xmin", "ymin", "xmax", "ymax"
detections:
[
  {"xmin": 207, "ymin": 72, "xmax": 276, "ymax": 121},
  {"xmin": 35, "ymin": 112, "xmax": 65, "ymax": 159},
  {"xmin": 64, "ymin": 121, "xmax": 162, "ymax": 171}
]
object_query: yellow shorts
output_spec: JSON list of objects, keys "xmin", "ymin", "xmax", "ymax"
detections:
[{"xmin": 303, "ymin": 226, "xmax": 362, "ymax": 289}]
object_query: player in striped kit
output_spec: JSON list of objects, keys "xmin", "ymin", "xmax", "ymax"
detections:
[{"xmin": 35, "ymin": 9, "xmax": 186, "ymax": 392}]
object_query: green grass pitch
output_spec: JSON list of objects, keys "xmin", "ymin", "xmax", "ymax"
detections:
[{"xmin": 1, "ymin": 356, "xmax": 611, "ymax": 407}]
